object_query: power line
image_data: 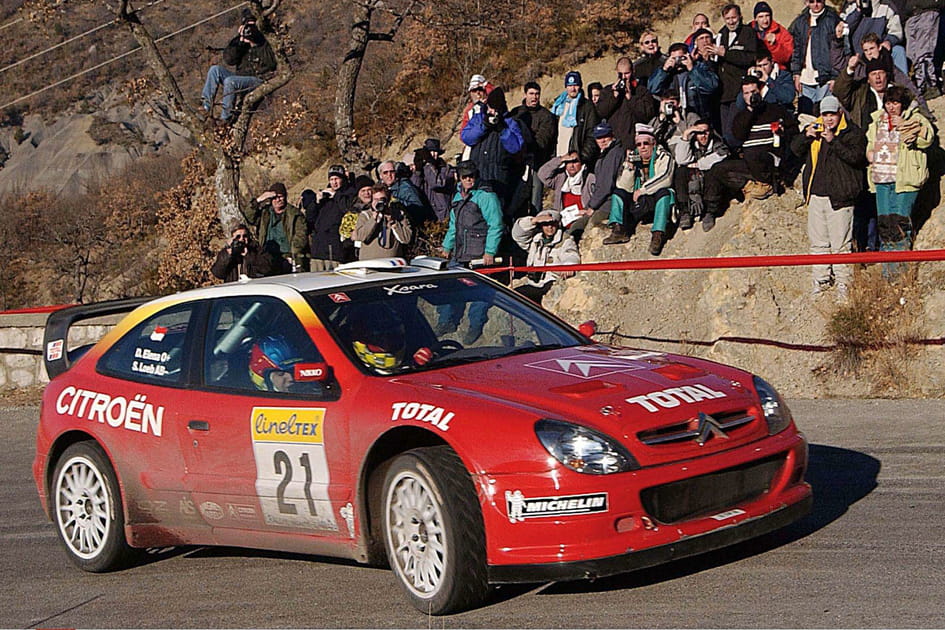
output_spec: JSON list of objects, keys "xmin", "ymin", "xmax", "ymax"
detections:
[
  {"xmin": 0, "ymin": 0, "xmax": 168, "ymax": 76},
  {"xmin": 0, "ymin": 16, "xmax": 23, "ymax": 32},
  {"xmin": 1, "ymin": 1, "xmax": 247, "ymax": 111}
]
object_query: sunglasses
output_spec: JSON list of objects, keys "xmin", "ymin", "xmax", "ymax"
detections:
[
  {"xmin": 642, "ymin": 39, "xmax": 658, "ymax": 45},
  {"xmin": 380, "ymin": 169, "xmax": 395, "ymax": 175},
  {"xmin": 635, "ymin": 141, "xmax": 653, "ymax": 147}
]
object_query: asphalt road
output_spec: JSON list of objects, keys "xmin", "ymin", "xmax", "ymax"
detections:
[{"xmin": 3, "ymin": 399, "xmax": 944, "ymax": 628}]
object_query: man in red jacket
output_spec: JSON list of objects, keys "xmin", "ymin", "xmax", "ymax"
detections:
[{"xmin": 751, "ymin": 1, "xmax": 794, "ymax": 67}]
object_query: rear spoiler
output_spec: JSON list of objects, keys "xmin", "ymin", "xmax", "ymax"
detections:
[{"xmin": 43, "ymin": 297, "xmax": 153, "ymax": 380}]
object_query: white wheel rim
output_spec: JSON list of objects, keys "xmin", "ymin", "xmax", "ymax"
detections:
[
  {"xmin": 386, "ymin": 469, "xmax": 448, "ymax": 599},
  {"xmin": 55, "ymin": 455, "xmax": 112, "ymax": 560}
]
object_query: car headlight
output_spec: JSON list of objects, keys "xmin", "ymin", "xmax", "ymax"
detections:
[
  {"xmin": 535, "ymin": 419, "xmax": 639, "ymax": 474},
  {"xmin": 753, "ymin": 376, "xmax": 792, "ymax": 435}
]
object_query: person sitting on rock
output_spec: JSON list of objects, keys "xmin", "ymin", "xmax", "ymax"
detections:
[{"xmin": 511, "ymin": 209, "xmax": 580, "ymax": 305}]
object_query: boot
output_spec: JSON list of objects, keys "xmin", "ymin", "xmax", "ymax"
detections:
[
  {"xmin": 603, "ymin": 223, "xmax": 631, "ymax": 245},
  {"xmin": 702, "ymin": 213, "xmax": 716, "ymax": 232},
  {"xmin": 678, "ymin": 212, "xmax": 693, "ymax": 231},
  {"xmin": 749, "ymin": 181, "xmax": 774, "ymax": 200},
  {"xmin": 649, "ymin": 231, "xmax": 666, "ymax": 256}
]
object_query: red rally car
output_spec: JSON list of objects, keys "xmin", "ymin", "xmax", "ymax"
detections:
[{"xmin": 33, "ymin": 257, "xmax": 811, "ymax": 614}]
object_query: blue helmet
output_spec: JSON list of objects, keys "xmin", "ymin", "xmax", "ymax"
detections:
[{"xmin": 249, "ymin": 335, "xmax": 303, "ymax": 390}]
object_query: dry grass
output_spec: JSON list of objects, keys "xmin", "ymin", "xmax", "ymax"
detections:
[{"xmin": 823, "ymin": 265, "xmax": 927, "ymax": 396}]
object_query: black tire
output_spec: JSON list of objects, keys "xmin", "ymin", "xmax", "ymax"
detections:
[
  {"xmin": 381, "ymin": 446, "xmax": 489, "ymax": 614},
  {"xmin": 51, "ymin": 441, "xmax": 138, "ymax": 572}
]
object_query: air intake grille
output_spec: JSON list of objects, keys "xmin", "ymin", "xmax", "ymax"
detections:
[
  {"xmin": 640, "ymin": 455, "xmax": 785, "ymax": 524},
  {"xmin": 637, "ymin": 410, "xmax": 755, "ymax": 446}
]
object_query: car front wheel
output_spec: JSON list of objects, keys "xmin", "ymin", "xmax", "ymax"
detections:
[
  {"xmin": 52, "ymin": 441, "xmax": 137, "ymax": 572},
  {"xmin": 382, "ymin": 446, "xmax": 489, "ymax": 614}
]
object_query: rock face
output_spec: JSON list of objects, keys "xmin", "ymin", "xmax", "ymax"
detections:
[
  {"xmin": 0, "ymin": 89, "xmax": 189, "ymax": 196},
  {"xmin": 543, "ymin": 108, "xmax": 945, "ymax": 398}
]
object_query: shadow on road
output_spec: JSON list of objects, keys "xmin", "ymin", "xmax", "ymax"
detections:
[{"xmin": 502, "ymin": 443, "xmax": 880, "ymax": 602}]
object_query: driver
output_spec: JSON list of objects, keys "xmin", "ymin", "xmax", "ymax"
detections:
[
  {"xmin": 349, "ymin": 304, "xmax": 408, "ymax": 373},
  {"xmin": 249, "ymin": 335, "xmax": 303, "ymax": 392}
]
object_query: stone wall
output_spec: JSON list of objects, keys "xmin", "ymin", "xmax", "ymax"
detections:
[{"xmin": 0, "ymin": 312, "xmax": 119, "ymax": 390}]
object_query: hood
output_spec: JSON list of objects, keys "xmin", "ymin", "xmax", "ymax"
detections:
[{"xmin": 393, "ymin": 345, "xmax": 765, "ymax": 464}]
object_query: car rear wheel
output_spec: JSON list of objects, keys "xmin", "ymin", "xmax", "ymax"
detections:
[
  {"xmin": 52, "ymin": 442, "xmax": 137, "ymax": 572},
  {"xmin": 382, "ymin": 446, "xmax": 489, "ymax": 614}
]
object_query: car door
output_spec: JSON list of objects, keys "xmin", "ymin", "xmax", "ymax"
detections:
[{"xmin": 180, "ymin": 294, "xmax": 351, "ymax": 539}]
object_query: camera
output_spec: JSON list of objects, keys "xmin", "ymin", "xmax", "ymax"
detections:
[
  {"xmin": 615, "ymin": 78, "xmax": 627, "ymax": 91},
  {"xmin": 749, "ymin": 68, "xmax": 763, "ymax": 79},
  {"xmin": 662, "ymin": 102, "xmax": 676, "ymax": 116},
  {"xmin": 812, "ymin": 122, "xmax": 825, "ymax": 133},
  {"xmin": 673, "ymin": 56, "xmax": 686, "ymax": 69},
  {"xmin": 628, "ymin": 150, "xmax": 643, "ymax": 166},
  {"xmin": 375, "ymin": 199, "xmax": 390, "ymax": 214},
  {"xmin": 485, "ymin": 112, "xmax": 500, "ymax": 127},
  {"xmin": 749, "ymin": 92, "xmax": 763, "ymax": 108},
  {"xmin": 231, "ymin": 239, "xmax": 246, "ymax": 255}
]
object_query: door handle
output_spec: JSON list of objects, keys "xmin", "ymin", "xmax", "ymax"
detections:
[{"xmin": 188, "ymin": 420, "xmax": 210, "ymax": 431}]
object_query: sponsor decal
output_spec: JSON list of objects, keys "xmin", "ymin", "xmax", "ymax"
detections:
[
  {"xmin": 382, "ymin": 283, "xmax": 437, "ymax": 296},
  {"xmin": 200, "ymin": 501, "xmax": 224, "ymax": 520},
  {"xmin": 625, "ymin": 384, "xmax": 727, "ymax": 412},
  {"xmin": 179, "ymin": 498, "xmax": 197, "ymax": 516},
  {"xmin": 390, "ymin": 402, "xmax": 454, "ymax": 431},
  {"xmin": 252, "ymin": 407, "xmax": 324, "ymax": 444},
  {"xmin": 136, "ymin": 500, "xmax": 169, "ymax": 515},
  {"xmin": 711, "ymin": 508, "xmax": 746, "ymax": 521},
  {"xmin": 251, "ymin": 407, "xmax": 338, "ymax": 532},
  {"xmin": 150, "ymin": 325, "xmax": 167, "ymax": 342},
  {"xmin": 46, "ymin": 339, "xmax": 63, "ymax": 361},
  {"xmin": 505, "ymin": 490, "xmax": 608, "ymax": 523},
  {"xmin": 294, "ymin": 362, "xmax": 327, "ymax": 381},
  {"xmin": 55, "ymin": 387, "xmax": 164, "ymax": 437},
  {"xmin": 340, "ymin": 502, "xmax": 355, "ymax": 538},
  {"xmin": 524, "ymin": 352, "xmax": 662, "ymax": 379},
  {"xmin": 227, "ymin": 503, "xmax": 257, "ymax": 521},
  {"xmin": 328, "ymin": 292, "xmax": 350, "ymax": 303}
]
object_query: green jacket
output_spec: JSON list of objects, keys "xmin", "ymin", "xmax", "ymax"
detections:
[
  {"xmin": 246, "ymin": 199, "xmax": 307, "ymax": 260},
  {"xmin": 866, "ymin": 106, "xmax": 933, "ymax": 193}
]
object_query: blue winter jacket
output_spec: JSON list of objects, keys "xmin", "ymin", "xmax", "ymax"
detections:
[
  {"xmin": 647, "ymin": 60, "xmax": 720, "ymax": 120},
  {"xmin": 460, "ymin": 111, "xmax": 525, "ymax": 196}
]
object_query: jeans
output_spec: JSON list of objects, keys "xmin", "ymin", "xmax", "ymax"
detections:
[
  {"xmin": 202, "ymin": 65, "xmax": 262, "ymax": 120},
  {"xmin": 875, "ymin": 182, "xmax": 917, "ymax": 276},
  {"xmin": 436, "ymin": 301, "xmax": 489, "ymax": 335},
  {"xmin": 799, "ymin": 83, "xmax": 831, "ymax": 116}
]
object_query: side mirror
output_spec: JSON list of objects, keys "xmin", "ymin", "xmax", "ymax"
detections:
[
  {"xmin": 578, "ymin": 320, "xmax": 597, "ymax": 338},
  {"xmin": 294, "ymin": 362, "xmax": 332, "ymax": 382}
]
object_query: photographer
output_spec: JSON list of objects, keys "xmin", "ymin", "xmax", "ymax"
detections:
[
  {"xmin": 647, "ymin": 91, "xmax": 694, "ymax": 150},
  {"xmin": 211, "ymin": 224, "xmax": 278, "ymax": 282},
  {"xmin": 609, "ymin": 124, "xmax": 676, "ymax": 255},
  {"xmin": 791, "ymin": 95, "xmax": 868, "ymax": 298},
  {"xmin": 596, "ymin": 58, "xmax": 658, "ymax": 151},
  {"xmin": 674, "ymin": 120, "xmax": 729, "ymax": 230},
  {"xmin": 353, "ymin": 184, "xmax": 413, "ymax": 260},
  {"xmin": 735, "ymin": 50, "xmax": 796, "ymax": 113},
  {"xmin": 200, "ymin": 9, "xmax": 276, "ymax": 123},
  {"xmin": 247, "ymin": 182, "xmax": 307, "ymax": 273},
  {"xmin": 647, "ymin": 41, "xmax": 720, "ymax": 121}
]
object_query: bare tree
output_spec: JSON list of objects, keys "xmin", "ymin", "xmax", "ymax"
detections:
[
  {"xmin": 112, "ymin": 0, "xmax": 293, "ymax": 232},
  {"xmin": 334, "ymin": 0, "xmax": 419, "ymax": 170}
]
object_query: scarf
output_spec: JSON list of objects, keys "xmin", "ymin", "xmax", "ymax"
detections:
[
  {"xmin": 552, "ymin": 91, "xmax": 581, "ymax": 127},
  {"xmin": 561, "ymin": 165, "xmax": 585, "ymax": 195},
  {"xmin": 809, "ymin": 6, "xmax": 825, "ymax": 26}
]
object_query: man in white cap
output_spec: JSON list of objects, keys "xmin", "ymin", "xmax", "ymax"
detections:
[
  {"xmin": 790, "ymin": 94, "xmax": 868, "ymax": 299},
  {"xmin": 461, "ymin": 74, "xmax": 494, "ymax": 140},
  {"xmin": 511, "ymin": 209, "xmax": 580, "ymax": 304},
  {"xmin": 609, "ymin": 123, "xmax": 676, "ymax": 255}
]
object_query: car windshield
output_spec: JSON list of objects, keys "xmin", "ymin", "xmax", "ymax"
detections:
[{"xmin": 305, "ymin": 274, "xmax": 585, "ymax": 375}]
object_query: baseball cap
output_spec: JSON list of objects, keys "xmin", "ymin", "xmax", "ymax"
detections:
[
  {"xmin": 819, "ymin": 95, "xmax": 841, "ymax": 114},
  {"xmin": 468, "ymin": 74, "xmax": 487, "ymax": 91},
  {"xmin": 592, "ymin": 120, "xmax": 614, "ymax": 138}
]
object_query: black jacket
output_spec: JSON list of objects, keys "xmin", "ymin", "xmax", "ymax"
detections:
[
  {"xmin": 596, "ymin": 81, "xmax": 659, "ymax": 152},
  {"xmin": 510, "ymin": 102, "xmax": 558, "ymax": 168},
  {"xmin": 223, "ymin": 36, "xmax": 276, "ymax": 77},
  {"xmin": 791, "ymin": 117, "xmax": 868, "ymax": 209},
  {"xmin": 308, "ymin": 186, "xmax": 355, "ymax": 261},
  {"xmin": 211, "ymin": 243, "xmax": 278, "ymax": 282},
  {"xmin": 587, "ymin": 138, "xmax": 625, "ymax": 212},
  {"xmin": 716, "ymin": 23, "xmax": 760, "ymax": 102}
]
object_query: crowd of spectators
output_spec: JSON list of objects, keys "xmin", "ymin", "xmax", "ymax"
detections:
[{"xmin": 211, "ymin": 0, "xmax": 944, "ymax": 301}]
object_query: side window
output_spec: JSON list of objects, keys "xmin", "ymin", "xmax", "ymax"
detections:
[
  {"xmin": 99, "ymin": 304, "xmax": 194, "ymax": 384},
  {"xmin": 204, "ymin": 296, "xmax": 334, "ymax": 398}
]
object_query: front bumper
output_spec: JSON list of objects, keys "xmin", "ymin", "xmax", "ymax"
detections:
[{"xmin": 489, "ymin": 493, "xmax": 811, "ymax": 583}]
